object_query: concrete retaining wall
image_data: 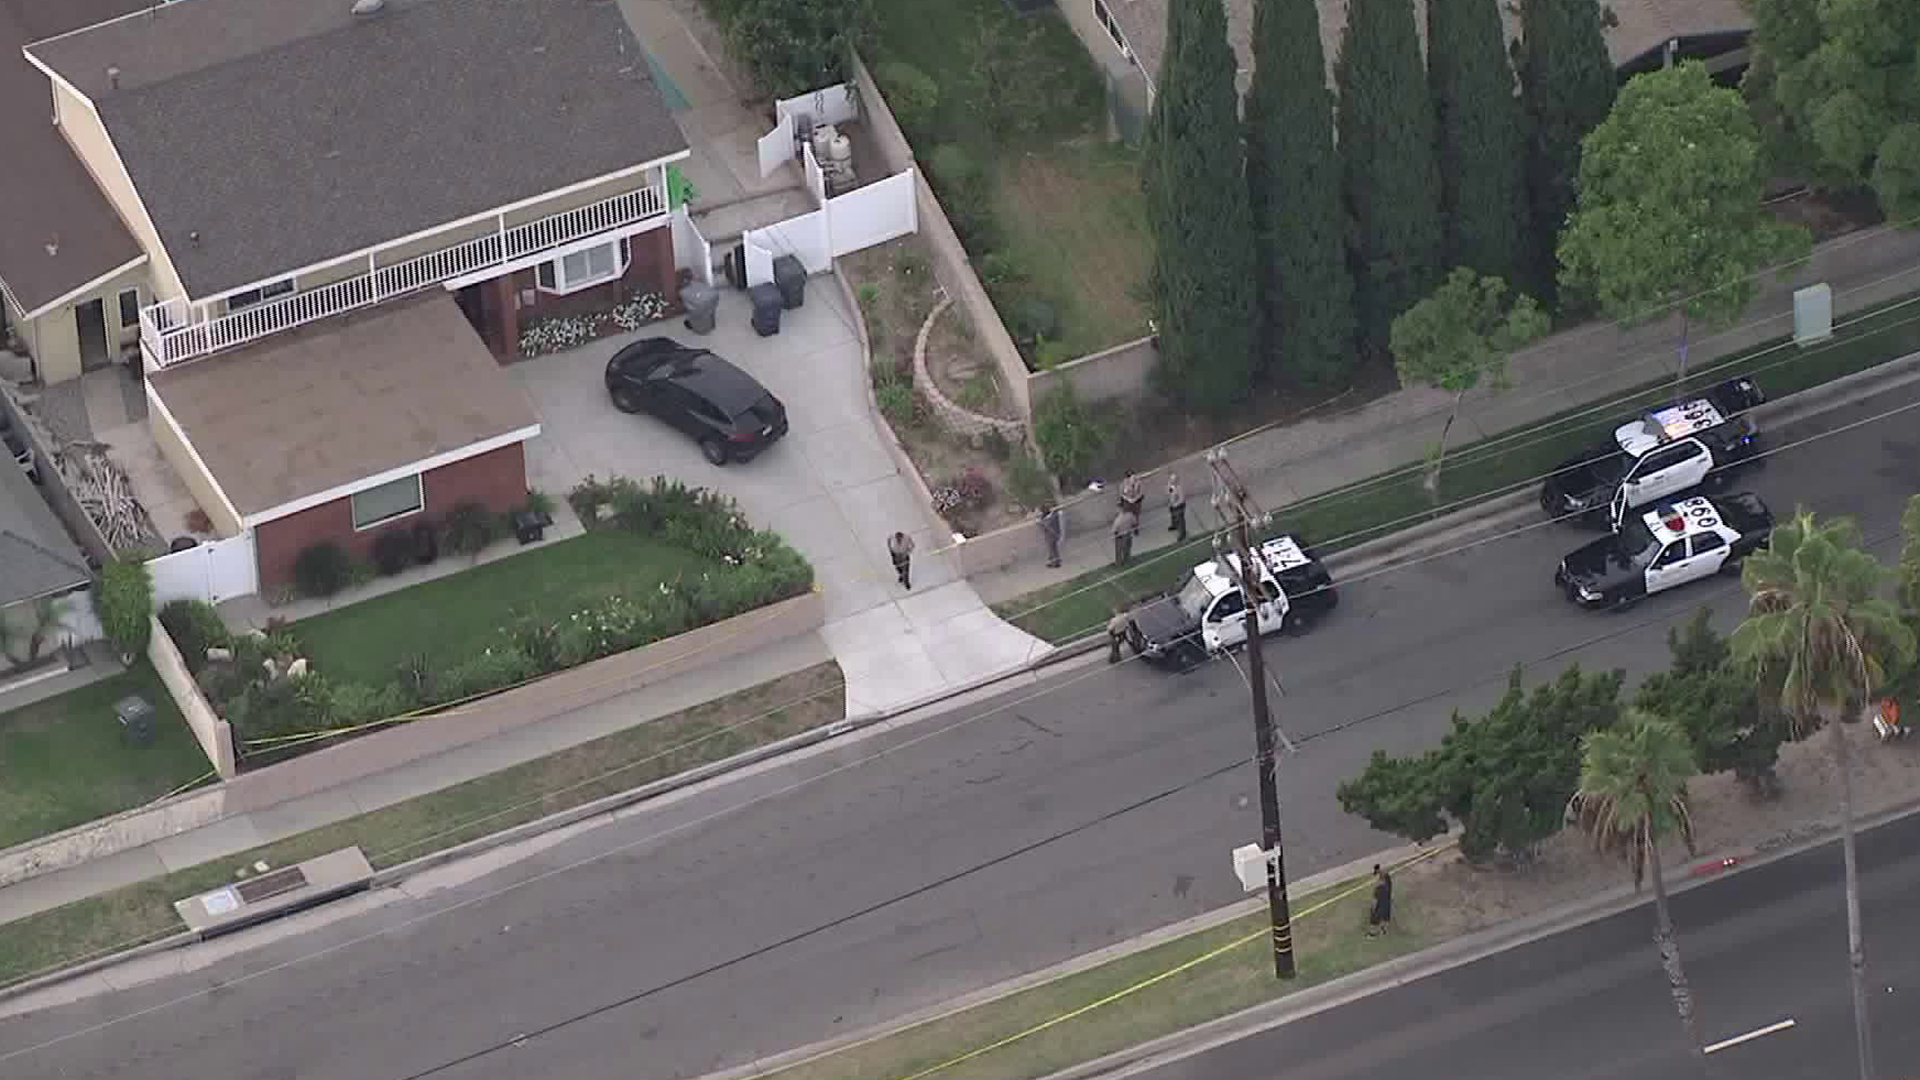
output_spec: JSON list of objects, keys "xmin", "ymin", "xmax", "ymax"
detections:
[
  {"xmin": 0, "ymin": 787, "xmax": 227, "ymax": 891},
  {"xmin": 146, "ymin": 615, "xmax": 237, "ymax": 779},
  {"xmin": 1028, "ymin": 335, "xmax": 1161, "ymax": 407},
  {"xmin": 914, "ymin": 296, "xmax": 1027, "ymax": 442}
]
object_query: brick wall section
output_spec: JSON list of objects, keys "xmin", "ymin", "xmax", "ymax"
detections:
[{"xmin": 253, "ymin": 442, "xmax": 529, "ymax": 589}]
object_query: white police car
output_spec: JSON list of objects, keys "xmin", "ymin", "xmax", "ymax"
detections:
[
  {"xmin": 1555, "ymin": 493, "xmax": 1774, "ymax": 609},
  {"xmin": 1540, "ymin": 377, "xmax": 1765, "ymax": 526},
  {"xmin": 1123, "ymin": 535, "xmax": 1338, "ymax": 667}
]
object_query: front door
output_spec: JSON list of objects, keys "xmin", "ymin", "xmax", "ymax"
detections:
[
  {"xmin": 1203, "ymin": 589, "xmax": 1249, "ymax": 652},
  {"xmin": 75, "ymin": 297, "xmax": 111, "ymax": 371}
]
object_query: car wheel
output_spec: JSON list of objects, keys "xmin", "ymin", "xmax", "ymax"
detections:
[
  {"xmin": 611, "ymin": 387, "xmax": 644, "ymax": 414},
  {"xmin": 1720, "ymin": 554, "xmax": 1744, "ymax": 577},
  {"xmin": 1283, "ymin": 610, "xmax": 1312, "ymax": 636},
  {"xmin": 700, "ymin": 437, "xmax": 729, "ymax": 466}
]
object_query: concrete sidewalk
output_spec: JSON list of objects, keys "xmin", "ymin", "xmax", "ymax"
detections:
[
  {"xmin": 973, "ymin": 223, "xmax": 1920, "ymax": 604},
  {"xmin": 0, "ymin": 631, "xmax": 829, "ymax": 927}
]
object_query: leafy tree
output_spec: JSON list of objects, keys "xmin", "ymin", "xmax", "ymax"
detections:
[
  {"xmin": 1245, "ymin": 0, "xmax": 1354, "ymax": 386},
  {"xmin": 1389, "ymin": 269, "xmax": 1547, "ymax": 494},
  {"xmin": 1514, "ymin": 0, "xmax": 1615, "ymax": 308},
  {"xmin": 1731, "ymin": 510, "xmax": 1917, "ymax": 1080},
  {"xmin": 95, "ymin": 558, "xmax": 153, "ymax": 661},
  {"xmin": 1338, "ymin": 664, "xmax": 1624, "ymax": 863},
  {"xmin": 1336, "ymin": 0, "xmax": 1442, "ymax": 355},
  {"xmin": 1569, "ymin": 711, "xmax": 1706, "ymax": 1061},
  {"xmin": 1744, "ymin": 0, "xmax": 1920, "ymax": 217},
  {"xmin": 722, "ymin": 0, "xmax": 875, "ymax": 98},
  {"xmin": 1559, "ymin": 63, "xmax": 1810, "ymax": 385},
  {"xmin": 1901, "ymin": 494, "xmax": 1920, "ymax": 628},
  {"xmin": 1427, "ymin": 0, "xmax": 1529, "ymax": 284},
  {"xmin": 1636, "ymin": 608, "xmax": 1797, "ymax": 797},
  {"xmin": 1142, "ymin": 0, "xmax": 1260, "ymax": 411}
]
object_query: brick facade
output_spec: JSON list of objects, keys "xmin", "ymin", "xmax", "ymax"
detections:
[
  {"xmin": 253, "ymin": 441, "xmax": 529, "ymax": 590},
  {"xmin": 455, "ymin": 226, "xmax": 683, "ymax": 360}
]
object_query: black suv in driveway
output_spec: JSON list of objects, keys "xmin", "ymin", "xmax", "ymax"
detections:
[{"xmin": 604, "ymin": 338, "xmax": 789, "ymax": 465}]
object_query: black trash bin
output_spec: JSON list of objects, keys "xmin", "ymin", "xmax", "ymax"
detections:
[
  {"xmin": 749, "ymin": 283, "xmax": 784, "ymax": 336},
  {"xmin": 772, "ymin": 255, "xmax": 807, "ymax": 310}
]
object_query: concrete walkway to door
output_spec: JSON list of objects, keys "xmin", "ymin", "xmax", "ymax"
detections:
[{"xmin": 510, "ymin": 283, "xmax": 1050, "ymax": 717}]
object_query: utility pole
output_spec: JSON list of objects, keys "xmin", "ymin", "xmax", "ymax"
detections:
[{"xmin": 1205, "ymin": 447, "xmax": 1296, "ymax": 980}]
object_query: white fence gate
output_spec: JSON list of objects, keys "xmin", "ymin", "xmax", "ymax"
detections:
[
  {"xmin": 671, "ymin": 207, "xmax": 713, "ymax": 286},
  {"xmin": 146, "ymin": 532, "xmax": 259, "ymax": 607}
]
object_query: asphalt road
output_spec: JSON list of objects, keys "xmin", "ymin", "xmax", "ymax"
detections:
[
  {"xmin": 1135, "ymin": 807, "xmax": 1920, "ymax": 1080},
  {"xmin": 3, "ymin": 383, "xmax": 1916, "ymax": 1080}
]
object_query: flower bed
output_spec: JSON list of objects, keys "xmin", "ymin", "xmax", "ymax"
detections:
[
  {"xmin": 518, "ymin": 290, "xmax": 672, "ymax": 357},
  {"xmin": 160, "ymin": 476, "xmax": 812, "ymax": 763}
]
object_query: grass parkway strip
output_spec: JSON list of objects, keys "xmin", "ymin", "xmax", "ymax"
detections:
[
  {"xmin": 996, "ymin": 292, "xmax": 1920, "ymax": 645},
  {"xmin": 0, "ymin": 662, "xmax": 844, "ymax": 992}
]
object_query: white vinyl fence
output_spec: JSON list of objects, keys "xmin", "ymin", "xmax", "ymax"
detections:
[
  {"xmin": 776, "ymin": 84, "xmax": 860, "ymax": 128},
  {"xmin": 146, "ymin": 532, "xmax": 259, "ymax": 607},
  {"xmin": 671, "ymin": 208, "xmax": 713, "ymax": 286}
]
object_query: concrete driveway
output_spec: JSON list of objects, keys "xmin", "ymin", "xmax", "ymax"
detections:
[{"xmin": 509, "ymin": 282, "xmax": 1048, "ymax": 716}]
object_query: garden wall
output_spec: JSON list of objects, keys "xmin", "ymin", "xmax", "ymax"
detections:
[
  {"xmin": 219, "ymin": 588, "xmax": 827, "ymax": 812},
  {"xmin": 850, "ymin": 51, "xmax": 1033, "ymax": 423},
  {"xmin": 1027, "ymin": 335, "xmax": 1161, "ymax": 406},
  {"xmin": 147, "ymin": 614, "xmax": 237, "ymax": 779}
]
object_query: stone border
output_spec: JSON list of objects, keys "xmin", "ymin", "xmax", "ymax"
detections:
[
  {"xmin": 913, "ymin": 295, "xmax": 1026, "ymax": 441},
  {"xmin": 833, "ymin": 260, "xmax": 945, "ymax": 536}
]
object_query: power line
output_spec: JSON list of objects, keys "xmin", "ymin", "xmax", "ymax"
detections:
[{"xmin": 9, "ymin": 385, "xmax": 1918, "ymax": 1069}]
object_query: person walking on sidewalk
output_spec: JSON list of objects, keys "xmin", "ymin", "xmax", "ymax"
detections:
[
  {"xmin": 1038, "ymin": 502, "xmax": 1063, "ymax": 568},
  {"xmin": 1366, "ymin": 863, "xmax": 1394, "ymax": 935},
  {"xmin": 1166, "ymin": 473, "xmax": 1187, "ymax": 543},
  {"xmin": 1112, "ymin": 506, "xmax": 1139, "ymax": 566},
  {"xmin": 1107, "ymin": 607, "xmax": 1131, "ymax": 664},
  {"xmin": 887, "ymin": 530, "xmax": 915, "ymax": 590},
  {"xmin": 1119, "ymin": 472, "xmax": 1145, "ymax": 519}
]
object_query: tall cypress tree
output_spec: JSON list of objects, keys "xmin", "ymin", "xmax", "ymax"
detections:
[
  {"xmin": 1429, "ymin": 0, "xmax": 1530, "ymax": 285},
  {"xmin": 1337, "ymin": 0, "xmax": 1443, "ymax": 356},
  {"xmin": 1246, "ymin": 0, "xmax": 1355, "ymax": 386},
  {"xmin": 1516, "ymin": 0, "xmax": 1616, "ymax": 309},
  {"xmin": 1142, "ymin": 0, "xmax": 1259, "ymax": 412}
]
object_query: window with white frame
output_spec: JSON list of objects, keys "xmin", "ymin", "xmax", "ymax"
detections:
[
  {"xmin": 227, "ymin": 278, "xmax": 294, "ymax": 311},
  {"xmin": 1093, "ymin": 0, "xmax": 1129, "ymax": 54},
  {"xmin": 350, "ymin": 474, "xmax": 424, "ymax": 530},
  {"xmin": 536, "ymin": 237, "xmax": 631, "ymax": 295},
  {"xmin": 118, "ymin": 287, "xmax": 140, "ymax": 328}
]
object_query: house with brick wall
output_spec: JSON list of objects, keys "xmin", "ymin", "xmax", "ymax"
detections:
[{"xmin": 10, "ymin": 0, "xmax": 692, "ymax": 590}]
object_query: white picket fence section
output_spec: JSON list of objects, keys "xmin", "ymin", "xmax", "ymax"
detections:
[
  {"xmin": 671, "ymin": 208, "xmax": 713, "ymax": 286},
  {"xmin": 742, "ymin": 169, "xmax": 917, "ymax": 286},
  {"xmin": 146, "ymin": 533, "xmax": 259, "ymax": 607}
]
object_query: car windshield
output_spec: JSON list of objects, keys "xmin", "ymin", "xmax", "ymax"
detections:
[
  {"xmin": 1618, "ymin": 516, "xmax": 1661, "ymax": 565},
  {"xmin": 1176, "ymin": 573, "xmax": 1212, "ymax": 621}
]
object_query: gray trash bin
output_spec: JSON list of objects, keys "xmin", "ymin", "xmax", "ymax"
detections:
[
  {"xmin": 681, "ymin": 280, "xmax": 719, "ymax": 334},
  {"xmin": 749, "ymin": 283, "xmax": 784, "ymax": 336},
  {"xmin": 772, "ymin": 255, "xmax": 807, "ymax": 310}
]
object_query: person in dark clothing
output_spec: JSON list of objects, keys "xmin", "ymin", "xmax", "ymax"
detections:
[
  {"xmin": 1166, "ymin": 473, "xmax": 1188, "ymax": 542},
  {"xmin": 1366, "ymin": 863, "xmax": 1394, "ymax": 935},
  {"xmin": 887, "ymin": 531, "xmax": 914, "ymax": 590},
  {"xmin": 1112, "ymin": 507, "xmax": 1139, "ymax": 566},
  {"xmin": 1038, "ymin": 502, "xmax": 1063, "ymax": 568}
]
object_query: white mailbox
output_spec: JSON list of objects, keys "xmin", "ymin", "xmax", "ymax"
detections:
[{"xmin": 1233, "ymin": 844, "xmax": 1272, "ymax": 893}]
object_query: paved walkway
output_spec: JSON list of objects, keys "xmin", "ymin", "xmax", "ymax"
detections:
[{"xmin": 974, "ymin": 222, "xmax": 1920, "ymax": 607}]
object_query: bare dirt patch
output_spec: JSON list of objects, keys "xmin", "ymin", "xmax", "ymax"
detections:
[{"xmin": 926, "ymin": 302, "xmax": 1021, "ymax": 422}]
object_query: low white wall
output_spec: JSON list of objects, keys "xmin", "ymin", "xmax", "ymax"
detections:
[{"xmin": 146, "ymin": 614, "xmax": 237, "ymax": 779}]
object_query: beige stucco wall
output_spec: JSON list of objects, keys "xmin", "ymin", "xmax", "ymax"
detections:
[
  {"xmin": 25, "ymin": 262, "xmax": 152, "ymax": 385},
  {"xmin": 147, "ymin": 385, "xmax": 243, "ymax": 537},
  {"xmin": 51, "ymin": 81, "xmax": 186, "ymax": 303}
]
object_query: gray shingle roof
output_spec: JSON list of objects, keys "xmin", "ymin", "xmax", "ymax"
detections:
[
  {"xmin": 0, "ymin": 456, "xmax": 89, "ymax": 608},
  {"xmin": 29, "ymin": 0, "xmax": 689, "ymax": 299},
  {"xmin": 0, "ymin": 0, "xmax": 145, "ymax": 314}
]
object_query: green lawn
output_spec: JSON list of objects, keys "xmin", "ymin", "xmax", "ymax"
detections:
[
  {"xmin": 0, "ymin": 661, "xmax": 844, "ymax": 989},
  {"xmin": 757, "ymin": 871, "xmax": 1426, "ymax": 1080},
  {"xmin": 870, "ymin": 0, "xmax": 1149, "ymax": 361},
  {"xmin": 291, "ymin": 529, "xmax": 715, "ymax": 685},
  {"xmin": 0, "ymin": 662, "xmax": 213, "ymax": 851},
  {"xmin": 998, "ymin": 293, "xmax": 1920, "ymax": 643}
]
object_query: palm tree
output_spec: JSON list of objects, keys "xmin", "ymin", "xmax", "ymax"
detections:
[
  {"xmin": 1570, "ymin": 711, "xmax": 1705, "ymax": 1065},
  {"xmin": 1730, "ymin": 510, "xmax": 1916, "ymax": 1080}
]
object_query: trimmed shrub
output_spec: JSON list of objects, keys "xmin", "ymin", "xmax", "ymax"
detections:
[
  {"xmin": 96, "ymin": 559, "xmax": 153, "ymax": 659},
  {"xmin": 442, "ymin": 501, "xmax": 499, "ymax": 556},
  {"xmin": 293, "ymin": 541, "xmax": 354, "ymax": 597},
  {"xmin": 875, "ymin": 60, "xmax": 939, "ymax": 135},
  {"xmin": 159, "ymin": 598, "xmax": 229, "ymax": 670},
  {"xmin": 1032, "ymin": 385, "xmax": 1112, "ymax": 486},
  {"xmin": 1006, "ymin": 446, "xmax": 1054, "ymax": 510},
  {"xmin": 371, "ymin": 529, "xmax": 416, "ymax": 576},
  {"xmin": 1006, "ymin": 296, "xmax": 1059, "ymax": 345}
]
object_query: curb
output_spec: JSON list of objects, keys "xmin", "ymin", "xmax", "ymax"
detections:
[{"xmin": 1046, "ymin": 794, "xmax": 1920, "ymax": 1080}]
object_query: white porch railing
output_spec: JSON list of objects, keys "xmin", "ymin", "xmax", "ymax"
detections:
[{"xmin": 140, "ymin": 183, "xmax": 667, "ymax": 367}]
